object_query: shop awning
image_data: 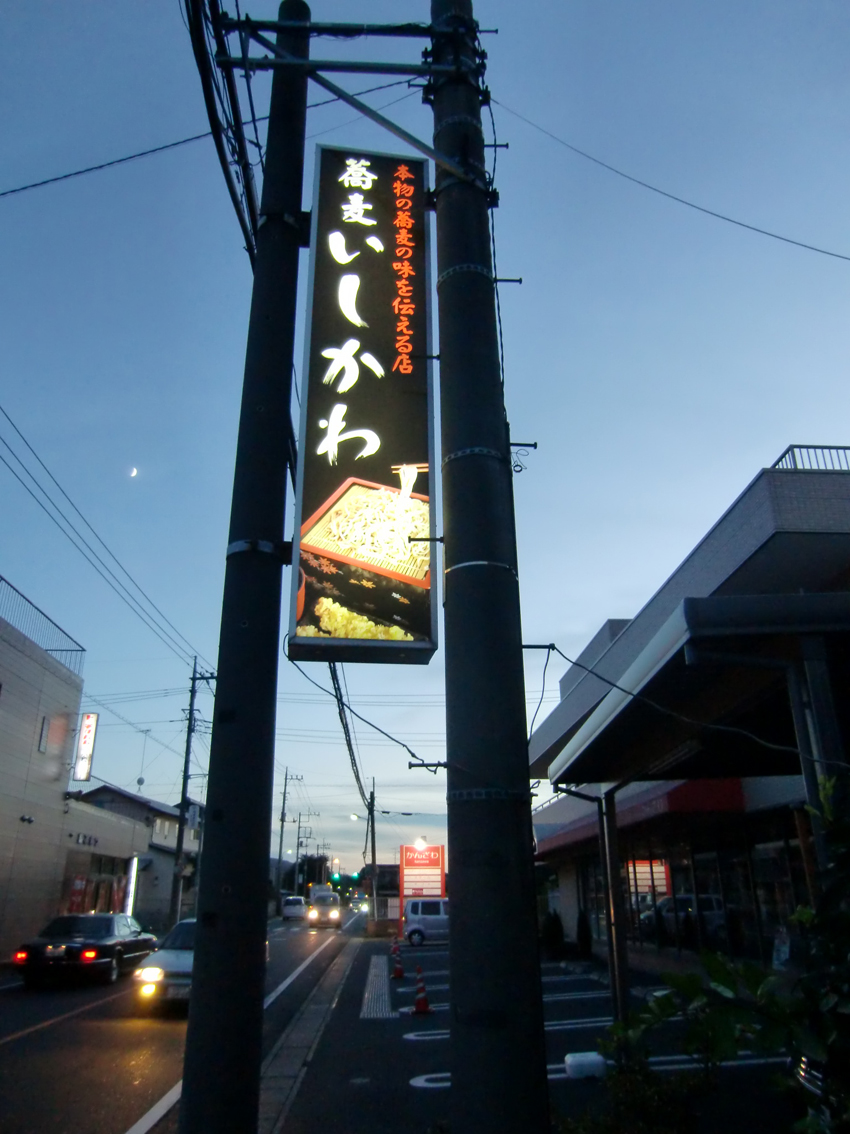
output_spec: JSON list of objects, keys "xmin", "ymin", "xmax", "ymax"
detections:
[{"xmin": 548, "ymin": 592, "xmax": 850, "ymax": 787}]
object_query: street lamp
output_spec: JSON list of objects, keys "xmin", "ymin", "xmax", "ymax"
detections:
[{"xmin": 414, "ymin": 836, "xmax": 428, "ymax": 851}]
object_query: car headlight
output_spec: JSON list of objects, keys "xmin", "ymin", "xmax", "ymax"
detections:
[
  {"xmin": 330, "ymin": 909, "xmax": 340, "ymax": 920},
  {"xmin": 136, "ymin": 967, "xmax": 164, "ymax": 981},
  {"xmin": 308, "ymin": 909, "xmax": 318, "ymax": 919}
]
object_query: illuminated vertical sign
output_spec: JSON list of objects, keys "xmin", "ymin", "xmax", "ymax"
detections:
[
  {"xmin": 289, "ymin": 146, "xmax": 436, "ymax": 664},
  {"xmin": 73, "ymin": 712, "xmax": 98, "ymax": 781},
  {"xmin": 399, "ymin": 844, "xmax": 446, "ymax": 898}
]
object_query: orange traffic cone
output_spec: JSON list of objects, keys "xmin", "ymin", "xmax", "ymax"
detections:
[{"xmin": 412, "ymin": 965, "xmax": 433, "ymax": 1014}]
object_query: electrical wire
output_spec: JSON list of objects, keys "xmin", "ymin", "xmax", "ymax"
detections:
[
  {"xmin": 328, "ymin": 661, "xmax": 369, "ymax": 809},
  {"xmin": 0, "ymin": 400, "xmax": 214, "ymax": 668},
  {"xmin": 547, "ymin": 644, "xmax": 799, "ymax": 755},
  {"xmin": 0, "ymin": 79, "xmax": 415, "ymax": 201},
  {"xmin": 528, "ymin": 645, "xmax": 551, "ymax": 740},
  {"xmin": 83, "ymin": 693, "xmax": 185, "ymax": 760},
  {"xmin": 287, "ymin": 648, "xmax": 426, "ymax": 767},
  {"xmin": 0, "ymin": 447, "xmax": 197, "ymax": 666},
  {"xmin": 486, "ymin": 101, "xmax": 506, "ymax": 389},
  {"xmin": 494, "ymin": 98, "xmax": 850, "ymax": 264}
]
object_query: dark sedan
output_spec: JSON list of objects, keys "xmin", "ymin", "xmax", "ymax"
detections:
[{"xmin": 13, "ymin": 914, "xmax": 157, "ymax": 988}]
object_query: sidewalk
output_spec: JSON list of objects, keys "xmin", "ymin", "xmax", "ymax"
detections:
[{"xmin": 263, "ymin": 933, "xmax": 802, "ymax": 1134}]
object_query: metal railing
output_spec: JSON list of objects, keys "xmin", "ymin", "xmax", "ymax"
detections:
[
  {"xmin": 772, "ymin": 445, "xmax": 850, "ymax": 472},
  {"xmin": 0, "ymin": 575, "xmax": 85, "ymax": 675}
]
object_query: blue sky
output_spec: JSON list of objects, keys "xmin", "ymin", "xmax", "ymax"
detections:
[{"xmin": 3, "ymin": 2, "xmax": 849, "ymax": 870}]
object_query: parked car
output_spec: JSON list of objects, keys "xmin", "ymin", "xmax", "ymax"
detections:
[
  {"xmin": 282, "ymin": 895, "xmax": 307, "ymax": 920},
  {"xmin": 306, "ymin": 891, "xmax": 342, "ymax": 928},
  {"xmin": 403, "ymin": 898, "xmax": 449, "ymax": 946},
  {"xmin": 639, "ymin": 894, "xmax": 726, "ymax": 946},
  {"xmin": 134, "ymin": 918, "xmax": 195, "ymax": 1007},
  {"xmin": 14, "ymin": 913, "xmax": 157, "ymax": 988}
]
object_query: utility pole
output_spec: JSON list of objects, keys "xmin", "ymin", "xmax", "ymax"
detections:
[
  {"xmin": 429, "ymin": 4, "xmax": 549, "ymax": 1131},
  {"xmin": 274, "ymin": 770, "xmax": 302, "ymax": 911},
  {"xmin": 293, "ymin": 813, "xmax": 302, "ymax": 895},
  {"xmin": 169, "ymin": 657, "xmax": 200, "ymax": 928},
  {"xmin": 369, "ymin": 782, "xmax": 377, "ymax": 921},
  {"xmin": 179, "ymin": 3, "xmax": 310, "ymax": 1131}
]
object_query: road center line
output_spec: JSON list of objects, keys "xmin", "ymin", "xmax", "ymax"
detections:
[
  {"xmin": 0, "ymin": 987, "xmax": 131, "ymax": 1047},
  {"xmin": 122, "ymin": 930, "xmax": 343, "ymax": 1134}
]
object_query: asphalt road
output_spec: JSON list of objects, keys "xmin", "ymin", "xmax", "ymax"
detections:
[
  {"xmin": 283, "ymin": 941, "xmax": 809, "ymax": 1134},
  {"xmin": 0, "ymin": 912, "xmax": 361, "ymax": 1134}
]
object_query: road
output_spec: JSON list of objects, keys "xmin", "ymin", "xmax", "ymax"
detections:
[
  {"xmin": 0, "ymin": 912, "xmax": 361, "ymax": 1134},
  {"xmin": 283, "ymin": 941, "xmax": 808, "ymax": 1134}
]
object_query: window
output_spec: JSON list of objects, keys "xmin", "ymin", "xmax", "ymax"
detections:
[
  {"xmin": 38, "ymin": 716, "xmax": 49, "ymax": 753},
  {"xmin": 116, "ymin": 916, "xmax": 132, "ymax": 937},
  {"xmin": 421, "ymin": 901, "xmax": 441, "ymax": 917},
  {"xmin": 154, "ymin": 818, "xmax": 162, "ymax": 835},
  {"xmin": 409, "ymin": 902, "xmax": 419, "ymax": 915}
]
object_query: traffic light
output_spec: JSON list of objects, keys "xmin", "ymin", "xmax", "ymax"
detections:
[
  {"xmin": 332, "ymin": 872, "xmax": 340, "ymax": 880},
  {"xmin": 351, "ymin": 871, "xmax": 359, "ymax": 880}
]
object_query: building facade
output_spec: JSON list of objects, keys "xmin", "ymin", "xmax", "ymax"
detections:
[
  {"xmin": 78, "ymin": 783, "xmax": 204, "ymax": 933},
  {"xmin": 0, "ymin": 576, "xmax": 148, "ymax": 958},
  {"xmin": 529, "ymin": 447, "xmax": 850, "ymax": 973}
]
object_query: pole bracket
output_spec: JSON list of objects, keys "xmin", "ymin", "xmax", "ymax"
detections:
[
  {"xmin": 442, "ymin": 445, "xmax": 505, "ymax": 467},
  {"xmin": 226, "ymin": 539, "xmax": 292, "ymax": 564},
  {"xmin": 436, "ymin": 262, "xmax": 493, "ymax": 288},
  {"xmin": 444, "ymin": 560, "xmax": 517, "ymax": 579},
  {"xmin": 446, "ymin": 787, "xmax": 531, "ymax": 802}
]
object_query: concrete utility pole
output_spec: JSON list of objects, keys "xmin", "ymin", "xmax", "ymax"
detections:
[
  {"xmin": 179, "ymin": 3, "xmax": 310, "ymax": 1131},
  {"xmin": 169, "ymin": 657, "xmax": 199, "ymax": 928},
  {"xmin": 275, "ymin": 770, "xmax": 289, "ymax": 913},
  {"xmin": 429, "ymin": 4, "xmax": 549, "ymax": 1131},
  {"xmin": 369, "ymin": 783, "xmax": 378, "ymax": 919}
]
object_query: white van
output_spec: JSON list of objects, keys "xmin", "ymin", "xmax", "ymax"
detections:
[{"xmin": 402, "ymin": 898, "xmax": 449, "ymax": 946}]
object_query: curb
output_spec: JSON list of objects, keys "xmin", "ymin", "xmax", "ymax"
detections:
[{"xmin": 258, "ymin": 937, "xmax": 362, "ymax": 1134}]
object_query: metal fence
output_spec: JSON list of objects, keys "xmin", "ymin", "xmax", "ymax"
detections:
[
  {"xmin": 0, "ymin": 575, "xmax": 85, "ymax": 675},
  {"xmin": 772, "ymin": 445, "xmax": 850, "ymax": 472}
]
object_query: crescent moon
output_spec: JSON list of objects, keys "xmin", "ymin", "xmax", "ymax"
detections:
[
  {"xmin": 338, "ymin": 274, "xmax": 367, "ymax": 327},
  {"xmin": 130, "ymin": 468, "xmax": 138, "ymax": 477}
]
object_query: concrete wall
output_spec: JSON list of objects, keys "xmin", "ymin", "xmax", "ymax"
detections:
[
  {"xmin": 0, "ymin": 616, "xmax": 149, "ymax": 957},
  {"xmin": 0, "ymin": 615, "xmax": 83, "ymax": 958}
]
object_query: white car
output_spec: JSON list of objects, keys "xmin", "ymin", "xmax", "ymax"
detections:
[
  {"xmin": 134, "ymin": 918, "xmax": 195, "ymax": 1007},
  {"xmin": 282, "ymin": 895, "xmax": 307, "ymax": 920}
]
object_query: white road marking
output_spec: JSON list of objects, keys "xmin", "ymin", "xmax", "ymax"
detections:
[
  {"xmin": 395, "ymin": 983, "xmax": 450, "ymax": 994},
  {"xmin": 403, "ymin": 1017, "xmax": 616, "ymax": 1041},
  {"xmin": 122, "ymin": 930, "xmax": 342, "ymax": 1134},
  {"xmin": 0, "ymin": 987, "xmax": 130, "ymax": 1047},
  {"xmin": 123, "ymin": 1081, "xmax": 182, "ymax": 1134},
  {"xmin": 411, "ymin": 1064, "xmax": 568, "ymax": 1089},
  {"xmin": 545, "ymin": 991, "xmax": 611, "ymax": 1003},
  {"xmin": 263, "ymin": 932, "xmax": 337, "ymax": 1009}
]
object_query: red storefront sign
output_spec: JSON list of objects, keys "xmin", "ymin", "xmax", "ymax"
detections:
[{"xmin": 399, "ymin": 844, "xmax": 445, "ymax": 899}]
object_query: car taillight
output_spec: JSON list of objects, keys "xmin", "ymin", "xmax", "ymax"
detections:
[
  {"xmin": 81, "ymin": 950, "xmax": 98, "ymax": 961},
  {"xmin": 14, "ymin": 951, "xmax": 27, "ymax": 963}
]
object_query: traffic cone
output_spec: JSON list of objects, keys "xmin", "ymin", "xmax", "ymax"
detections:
[
  {"xmin": 412, "ymin": 965, "xmax": 433, "ymax": 1014},
  {"xmin": 389, "ymin": 937, "xmax": 404, "ymax": 979}
]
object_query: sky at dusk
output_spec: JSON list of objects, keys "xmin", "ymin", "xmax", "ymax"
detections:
[{"xmin": 3, "ymin": 2, "xmax": 850, "ymax": 873}]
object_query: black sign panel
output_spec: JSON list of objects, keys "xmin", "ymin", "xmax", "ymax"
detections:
[{"xmin": 288, "ymin": 146, "xmax": 436, "ymax": 663}]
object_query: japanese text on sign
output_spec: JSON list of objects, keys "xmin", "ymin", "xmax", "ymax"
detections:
[{"xmin": 290, "ymin": 147, "xmax": 436, "ymax": 664}]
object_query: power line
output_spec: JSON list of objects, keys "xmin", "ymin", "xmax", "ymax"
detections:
[
  {"xmin": 494, "ymin": 99, "xmax": 850, "ymax": 264},
  {"xmin": 0, "ymin": 399, "xmax": 214, "ymax": 667},
  {"xmin": 285, "ymin": 652, "xmax": 428, "ymax": 767},
  {"xmin": 0, "ymin": 79, "xmax": 413, "ymax": 201},
  {"xmin": 0, "ymin": 447, "xmax": 196, "ymax": 665}
]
